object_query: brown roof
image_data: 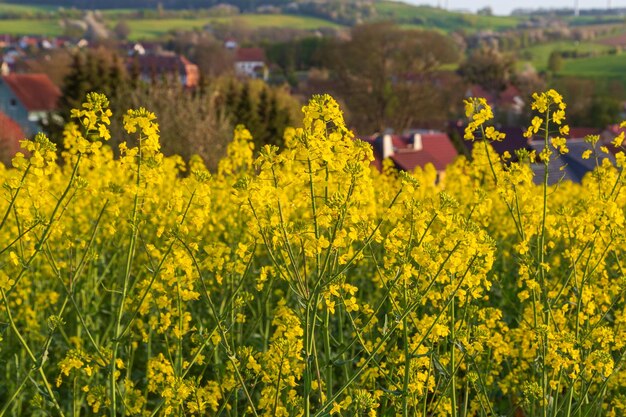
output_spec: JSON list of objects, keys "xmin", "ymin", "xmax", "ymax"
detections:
[
  {"xmin": 235, "ymin": 47, "xmax": 265, "ymax": 63},
  {"xmin": 130, "ymin": 54, "xmax": 199, "ymax": 88},
  {"xmin": 0, "ymin": 111, "xmax": 25, "ymax": 160},
  {"xmin": 2, "ymin": 74, "xmax": 60, "ymax": 112}
]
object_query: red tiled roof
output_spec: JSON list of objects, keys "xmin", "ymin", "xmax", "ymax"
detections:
[
  {"xmin": 0, "ymin": 111, "xmax": 25, "ymax": 160},
  {"xmin": 2, "ymin": 74, "xmax": 60, "ymax": 112},
  {"xmin": 390, "ymin": 134, "xmax": 410, "ymax": 149},
  {"xmin": 422, "ymin": 133, "xmax": 459, "ymax": 169},
  {"xmin": 235, "ymin": 47, "xmax": 265, "ymax": 63},
  {"xmin": 391, "ymin": 133, "xmax": 458, "ymax": 172}
]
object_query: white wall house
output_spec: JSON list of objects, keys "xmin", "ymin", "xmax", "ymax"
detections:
[{"xmin": 234, "ymin": 48, "xmax": 268, "ymax": 80}]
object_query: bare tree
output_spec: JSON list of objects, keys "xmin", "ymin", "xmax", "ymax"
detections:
[
  {"xmin": 111, "ymin": 82, "xmax": 233, "ymax": 171},
  {"xmin": 326, "ymin": 22, "xmax": 460, "ymax": 133}
]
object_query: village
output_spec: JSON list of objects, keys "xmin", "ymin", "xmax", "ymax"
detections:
[{"xmin": 1, "ymin": 30, "xmax": 624, "ymax": 184}]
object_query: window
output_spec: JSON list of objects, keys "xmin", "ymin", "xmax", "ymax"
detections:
[{"xmin": 10, "ymin": 98, "xmax": 17, "ymax": 106}]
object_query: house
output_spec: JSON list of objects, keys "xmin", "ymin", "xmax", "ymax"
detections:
[
  {"xmin": 124, "ymin": 41, "xmax": 164, "ymax": 57},
  {"xmin": 365, "ymin": 131, "xmax": 458, "ymax": 180},
  {"xmin": 451, "ymin": 124, "xmax": 533, "ymax": 162},
  {"xmin": 234, "ymin": 47, "xmax": 268, "ymax": 80},
  {"xmin": 0, "ymin": 110, "xmax": 25, "ymax": 165},
  {"xmin": 224, "ymin": 39, "xmax": 238, "ymax": 50},
  {"xmin": 530, "ymin": 138, "xmax": 615, "ymax": 185},
  {"xmin": 0, "ymin": 73, "xmax": 61, "ymax": 136},
  {"xmin": 128, "ymin": 52, "xmax": 199, "ymax": 88}
]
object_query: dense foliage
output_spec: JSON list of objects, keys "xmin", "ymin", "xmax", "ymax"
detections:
[{"xmin": 2, "ymin": 91, "xmax": 626, "ymax": 417}]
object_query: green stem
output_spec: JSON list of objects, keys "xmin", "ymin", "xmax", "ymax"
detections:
[
  {"xmin": 1, "ymin": 289, "xmax": 66, "ymax": 417},
  {"xmin": 450, "ymin": 280, "xmax": 457, "ymax": 417},
  {"xmin": 0, "ymin": 163, "xmax": 31, "ymax": 232},
  {"xmin": 539, "ymin": 109, "xmax": 551, "ymax": 417},
  {"xmin": 111, "ymin": 141, "xmax": 142, "ymax": 417},
  {"xmin": 8, "ymin": 154, "xmax": 83, "ymax": 294}
]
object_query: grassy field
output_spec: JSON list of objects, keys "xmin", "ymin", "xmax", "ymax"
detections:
[
  {"xmin": 560, "ymin": 52, "xmax": 626, "ymax": 83},
  {"xmin": 0, "ymin": 14, "xmax": 341, "ymax": 39},
  {"xmin": 0, "ymin": 2, "xmax": 53, "ymax": 14},
  {"xmin": 519, "ymin": 40, "xmax": 614, "ymax": 71},
  {"xmin": 116, "ymin": 14, "xmax": 342, "ymax": 40},
  {"xmin": 375, "ymin": 1, "xmax": 520, "ymax": 31},
  {"xmin": 564, "ymin": 14, "xmax": 626, "ymax": 26},
  {"xmin": 0, "ymin": 18, "xmax": 61, "ymax": 35}
]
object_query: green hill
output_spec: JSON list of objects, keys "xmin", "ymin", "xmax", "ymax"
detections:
[
  {"xmin": 519, "ymin": 40, "xmax": 615, "ymax": 72},
  {"xmin": 375, "ymin": 2, "xmax": 521, "ymax": 31},
  {"xmin": 116, "ymin": 15, "xmax": 343, "ymax": 40},
  {"xmin": 561, "ymin": 53, "xmax": 626, "ymax": 84}
]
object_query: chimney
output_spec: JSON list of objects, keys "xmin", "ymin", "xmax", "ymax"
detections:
[
  {"xmin": 0, "ymin": 62, "xmax": 9, "ymax": 76},
  {"xmin": 413, "ymin": 133, "xmax": 423, "ymax": 151},
  {"xmin": 383, "ymin": 134, "xmax": 394, "ymax": 158}
]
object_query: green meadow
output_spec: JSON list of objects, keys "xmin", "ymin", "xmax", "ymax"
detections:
[
  {"xmin": 116, "ymin": 14, "xmax": 342, "ymax": 40},
  {"xmin": 520, "ymin": 40, "xmax": 615, "ymax": 71},
  {"xmin": 0, "ymin": 2, "xmax": 54, "ymax": 14},
  {"xmin": 561, "ymin": 52, "xmax": 626, "ymax": 84},
  {"xmin": 0, "ymin": 19, "xmax": 61, "ymax": 36},
  {"xmin": 375, "ymin": 1, "xmax": 520, "ymax": 32}
]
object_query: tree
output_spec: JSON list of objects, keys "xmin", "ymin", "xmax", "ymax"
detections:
[
  {"xmin": 256, "ymin": 87, "xmax": 269, "ymax": 145},
  {"xmin": 234, "ymin": 82, "xmax": 256, "ymax": 131},
  {"xmin": 548, "ymin": 50, "xmax": 563, "ymax": 73},
  {"xmin": 588, "ymin": 95, "xmax": 620, "ymax": 127},
  {"xmin": 60, "ymin": 48, "xmax": 128, "ymax": 113},
  {"xmin": 111, "ymin": 82, "xmax": 232, "ymax": 170},
  {"xmin": 477, "ymin": 6, "xmax": 493, "ymax": 15},
  {"xmin": 265, "ymin": 92, "xmax": 290, "ymax": 148},
  {"xmin": 458, "ymin": 46, "xmax": 515, "ymax": 94},
  {"xmin": 113, "ymin": 21, "xmax": 131, "ymax": 40},
  {"xmin": 50, "ymin": 48, "xmax": 129, "ymax": 147},
  {"xmin": 167, "ymin": 32, "xmax": 234, "ymax": 78},
  {"xmin": 326, "ymin": 22, "xmax": 461, "ymax": 133},
  {"xmin": 224, "ymin": 80, "xmax": 238, "ymax": 114}
]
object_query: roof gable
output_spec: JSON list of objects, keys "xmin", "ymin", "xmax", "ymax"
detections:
[
  {"xmin": 367, "ymin": 131, "xmax": 458, "ymax": 172},
  {"xmin": 2, "ymin": 73, "xmax": 60, "ymax": 112}
]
